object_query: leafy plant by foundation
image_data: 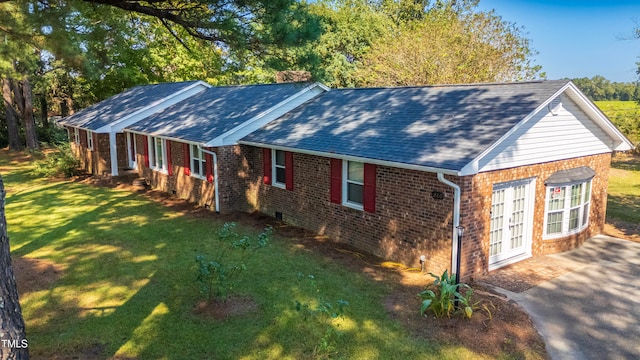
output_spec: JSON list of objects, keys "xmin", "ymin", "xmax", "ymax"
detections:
[
  {"xmin": 419, "ymin": 270, "xmax": 474, "ymax": 319},
  {"xmin": 195, "ymin": 222, "xmax": 272, "ymax": 300}
]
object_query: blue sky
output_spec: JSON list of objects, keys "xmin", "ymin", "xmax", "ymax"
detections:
[{"xmin": 477, "ymin": 0, "xmax": 640, "ymax": 82}]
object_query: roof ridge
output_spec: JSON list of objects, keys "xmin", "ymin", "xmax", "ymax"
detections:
[{"xmin": 331, "ymin": 79, "xmax": 570, "ymax": 91}]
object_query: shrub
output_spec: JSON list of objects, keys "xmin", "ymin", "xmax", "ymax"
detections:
[
  {"xmin": 195, "ymin": 223, "xmax": 272, "ymax": 300},
  {"xmin": 418, "ymin": 270, "xmax": 474, "ymax": 319},
  {"xmin": 31, "ymin": 143, "xmax": 80, "ymax": 178}
]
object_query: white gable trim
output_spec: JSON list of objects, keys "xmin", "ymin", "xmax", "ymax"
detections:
[
  {"xmin": 204, "ymin": 83, "xmax": 329, "ymax": 147},
  {"xmin": 92, "ymin": 81, "xmax": 211, "ymax": 134},
  {"xmin": 459, "ymin": 82, "xmax": 634, "ymax": 176}
]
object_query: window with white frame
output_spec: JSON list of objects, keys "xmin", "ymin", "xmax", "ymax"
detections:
[
  {"xmin": 544, "ymin": 180, "xmax": 592, "ymax": 237},
  {"xmin": 148, "ymin": 136, "xmax": 166, "ymax": 172},
  {"xmin": 74, "ymin": 128, "xmax": 80, "ymax": 144},
  {"xmin": 343, "ymin": 161, "xmax": 364, "ymax": 208},
  {"xmin": 273, "ymin": 149, "xmax": 286, "ymax": 187},
  {"xmin": 190, "ymin": 144, "xmax": 206, "ymax": 178},
  {"xmin": 86, "ymin": 130, "xmax": 94, "ymax": 150}
]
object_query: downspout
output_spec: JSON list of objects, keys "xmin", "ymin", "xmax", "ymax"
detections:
[
  {"xmin": 199, "ymin": 147, "xmax": 220, "ymax": 213},
  {"xmin": 437, "ymin": 172, "xmax": 461, "ymax": 277}
]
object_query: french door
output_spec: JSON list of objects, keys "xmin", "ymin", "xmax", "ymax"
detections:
[{"xmin": 489, "ymin": 179, "xmax": 534, "ymax": 267}]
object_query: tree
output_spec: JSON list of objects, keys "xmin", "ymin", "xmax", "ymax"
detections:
[
  {"xmin": 355, "ymin": 4, "xmax": 543, "ymax": 86},
  {"xmin": 0, "ymin": 176, "xmax": 29, "ymax": 360}
]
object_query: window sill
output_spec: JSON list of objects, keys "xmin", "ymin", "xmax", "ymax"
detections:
[
  {"xmin": 342, "ymin": 201, "xmax": 363, "ymax": 211},
  {"xmin": 191, "ymin": 174, "xmax": 207, "ymax": 181},
  {"xmin": 272, "ymin": 182, "xmax": 286, "ymax": 189},
  {"xmin": 543, "ymin": 225, "xmax": 589, "ymax": 240},
  {"xmin": 150, "ymin": 167, "xmax": 168, "ymax": 175}
]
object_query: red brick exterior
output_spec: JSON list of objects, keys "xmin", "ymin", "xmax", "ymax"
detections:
[
  {"xmin": 67, "ymin": 126, "xmax": 129, "ymax": 175},
  {"xmin": 126, "ymin": 136, "xmax": 613, "ymax": 280}
]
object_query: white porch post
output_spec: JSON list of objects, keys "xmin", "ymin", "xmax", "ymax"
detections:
[{"xmin": 110, "ymin": 132, "xmax": 119, "ymax": 176}]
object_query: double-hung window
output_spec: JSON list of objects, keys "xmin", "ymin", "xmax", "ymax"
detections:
[
  {"xmin": 273, "ymin": 149, "xmax": 286, "ymax": 188},
  {"xmin": 190, "ymin": 144, "xmax": 206, "ymax": 179},
  {"xmin": 544, "ymin": 179, "xmax": 592, "ymax": 237},
  {"xmin": 74, "ymin": 128, "xmax": 80, "ymax": 144},
  {"xmin": 344, "ymin": 161, "xmax": 364, "ymax": 209},
  {"xmin": 86, "ymin": 130, "xmax": 94, "ymax": 150},
  {"xmin": 148, "ymin": 136, "xmax": 166, "ymax": 172}
]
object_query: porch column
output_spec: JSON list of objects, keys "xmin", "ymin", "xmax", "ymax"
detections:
[{"xmin": 110, "ymin": 132, "xmax": 119, "ymax": 176}]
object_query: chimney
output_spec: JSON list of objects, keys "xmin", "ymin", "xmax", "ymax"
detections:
[{"xmin": 275, "ymin": 70, "xmax": 313, "ymax": 83}]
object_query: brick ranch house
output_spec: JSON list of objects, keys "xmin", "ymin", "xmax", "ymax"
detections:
[
  {"xmin": 63, "ymin": 79, "xmax": 633, "ymax": 279},
  {"xmin": 59, "ymin": 80, "xmax": 210, "ymax": 176}
]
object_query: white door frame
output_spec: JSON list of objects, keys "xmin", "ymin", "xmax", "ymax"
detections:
[
  {"xmin": 126, "ymin": 132, "xmax": 137, "ymax": 170},
  {"xmin": 488, "ymin": 178, "xmax": 536, "ymax": 270}
]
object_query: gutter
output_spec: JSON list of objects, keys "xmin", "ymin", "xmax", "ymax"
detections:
[
  {"xmin": 437, "ymin": 173, "xmax": 461, "ymax": 278},
  {"xmin": 198, "ymin": 147, "xmax": 220, "ymax": 213}
]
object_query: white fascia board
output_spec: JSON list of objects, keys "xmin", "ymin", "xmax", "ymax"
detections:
[
  {"xmin": 204, "ymin": 83, "xmax": 328, "ymax": 147},
  {"xmin": 103, "ymin": 81, "xmax": 210, "ymax": 133},
  {"xmin": 123, "ymin": 129, "xmax": 207, "ymax": 147},
  {"xmin": 239, "ymin": 140, "xmax": 459, "ymax": 176},
  {"xmin": 563, "ymin": 83, "xmax": 634, "ymax": 151}
]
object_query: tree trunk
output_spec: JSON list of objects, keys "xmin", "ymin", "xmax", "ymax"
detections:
[
  {"xmin": 0, "ymin": 177, "xmax": 29, "ymax": 360},
  {"xmin": 20, "ymin": 80, "xmax": 38, "ymax": 150},
  {"xmin": 2, "ymin": 79, "xmax": 22, "ymax": 151},
  {"xmin": 39, "ymin": 96, "xmax": 48, "ymax": 129}
]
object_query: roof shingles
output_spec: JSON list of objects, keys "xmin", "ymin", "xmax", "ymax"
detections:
[{"xmin": 242, "ymin": 80, "xmax": 570, "ymax": 171}]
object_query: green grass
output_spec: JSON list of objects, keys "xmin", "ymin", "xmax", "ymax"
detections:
[
  {"xmin": 607, "ymin": 154, "xmax": 640, "ymax": 224},
  {"xmin": 1, "ymin": 152, "xmax": 488, "ymax": 359},
  {"xmin": 595, "ymin": 100, "xmax": 640, "ymax": 145}
]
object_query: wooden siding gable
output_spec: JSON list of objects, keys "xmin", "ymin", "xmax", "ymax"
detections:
[{"xmin": 461, "ymin": 82, "xmax": 634, "ymax": 176}]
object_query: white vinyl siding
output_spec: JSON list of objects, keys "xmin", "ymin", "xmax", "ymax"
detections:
[{"xmin": 479, "ymin": 94, "xmax": 613, "ymax": 172}]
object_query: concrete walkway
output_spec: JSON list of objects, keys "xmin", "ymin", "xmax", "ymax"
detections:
[{"xmin": 488, "ymin": 235, "xmax": 640, "ymax": 360}]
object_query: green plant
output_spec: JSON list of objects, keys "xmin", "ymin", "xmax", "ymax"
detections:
[
  {"xmin": 295, "ymin": 273, "xmax": 349, "ymax": 359},
  {"xmin": 31, "ymin": 143, "xmax": 80, "ymax": 178},
  {"xmin": 418, "ymin": 270, "xmax": 474, "ymax": 319},
  {"xmin": 195, "ymin": 222, "xmax": 272, "ymax": 300}
]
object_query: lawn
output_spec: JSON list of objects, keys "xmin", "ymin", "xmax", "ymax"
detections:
[
  {"xmin": 2, "ymin": 151, "xmax": 521, "ymax": 360},
  {"xmin": 605, "ymin": 153, "xmax": 640, "ymax": 240}
]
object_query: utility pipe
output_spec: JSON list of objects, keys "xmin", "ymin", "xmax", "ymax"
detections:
[
  {"xmin": 199, "ymin": 147, "xmax": 220, "ymax": 213},
  {"xmin": 437, "ymin": 172, "xmax": 461, "ymax": 281}
]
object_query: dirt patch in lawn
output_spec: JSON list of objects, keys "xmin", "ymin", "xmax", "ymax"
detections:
[
  {"xmin": 12, "ymin": 256, "xmax": 63, "ymax": 294},
  {"xmin": 193, "ymin": 295, "xmax": 259, "ymax": 320}
]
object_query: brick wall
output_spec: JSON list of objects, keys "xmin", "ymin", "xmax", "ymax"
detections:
[
  {"xmin": 67, "ymin": 126, "xmax": 127, "ymax": 175},
  {"xmin": 458, "ymin": 153, "xmax": 611, "ymax": 280},
  {"xmin": 240, "ymin": 145, "xmax": 456, "ymax": 275},
  {"xmin": 240, "ymin": 145, "xmax": 612, "ymax": 280},
  {"xmin": 134, "ymin": 135, "xmax": 243, "ymax": 212}
]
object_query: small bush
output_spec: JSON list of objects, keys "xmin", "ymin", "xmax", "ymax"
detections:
[
  {"xmin": 195, "ymin": 223, "xmax": 272, "ymax": 300},
  {"xmin": 32, "ymin": 143, "xmax": 80, "ymax": 178},
  {"xmin": 418, "ymin": 270, "xmax": 474, "ymax": 319}
]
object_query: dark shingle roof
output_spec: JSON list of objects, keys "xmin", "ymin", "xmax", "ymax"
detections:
[
  {"xmin": 59, "ymin": 81, "xmax": 203, "ymax": 131},
  {"xmin": 242, "ymin": 80, "xmax": 570, "ymax": 171},
  {"xmin": 126, "ymin": 83, "xmax": 311, "ymax": 144}
]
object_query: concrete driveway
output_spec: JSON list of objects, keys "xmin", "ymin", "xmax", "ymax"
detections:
[{"xmin": 490, "ymin": 235, "xmax": 640, "ymax": 360}]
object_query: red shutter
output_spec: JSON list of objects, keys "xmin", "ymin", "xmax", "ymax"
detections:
[
  {"xmin": 205, "ymin": 148, "xmax": 213, "ymax": 183},
  {"xmin": 330, "ymin": 158, "xmax": 342, "ymax": 204},
  {"xmin": 183, "ymin": 143, "xmax": 191, "ymax": 176},
  {"xmin": 285, "ymin": 151, "xmax": 294, "ymax": 191},
  {"xmin": 143, "ymin": 136, "xmax": 149, "ymax": 167},
  {"xmin": 166, "ymin": 141, "xmax": 173, "ymax": 175},
  {"xmin": 263, "ymin": 148, "xmax": 272, "ymax": 185},
  {"xmin": 363, "ymin": 163, "xmax": 376, "ymax": 213}
]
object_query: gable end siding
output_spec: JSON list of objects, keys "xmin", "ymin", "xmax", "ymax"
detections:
[{"xmin": 479, "ymin": 94, "xmax": 613, "ymax": 172}]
